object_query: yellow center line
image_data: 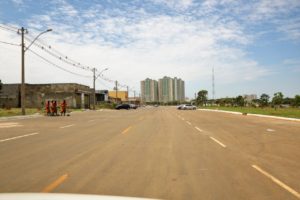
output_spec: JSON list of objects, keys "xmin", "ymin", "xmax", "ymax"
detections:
[
  {"xmin": 122, "ymin": 126, "xmax": 132, "ymax": 134},
  {"xmin": 42, "ymin": 174, "xmax": 68, "ymax": 193}
]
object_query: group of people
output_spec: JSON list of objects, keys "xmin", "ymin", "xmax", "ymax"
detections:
[{"xmin": 45, "ymin": 100, "xmax": 67, "ymax": 116}]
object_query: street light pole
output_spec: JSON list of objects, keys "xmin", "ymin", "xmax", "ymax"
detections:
[
  {"xmin": 93, "ymin": 67, "xmax": 108, "ymax": 110},
  {"xmin": 92, "ymin": 68, "xmax": 96, "ymax": 110},
  {"xmin": 20, "ymin": 27, "xmax": 27, "ymax": 115},
  {"xmin": 18, "ymin": 27, "xmax": 52, "ymax": 115}
]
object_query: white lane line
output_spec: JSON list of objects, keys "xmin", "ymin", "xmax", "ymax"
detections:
[
  {"xmin": 0, "ymin": 124, "xmax": 23, "ymax": 128},
  {"xmin": 210, "ymin": 137, "xmax": 226, "ymax": 148},
  {"xmin": 60, "ymin": 124, "xmax": 75, "ymax": 129},
  {"xmin": 186, "ymin": 121, "xmax": 192, "ymax": 125},
  {"xmin": 267, "ymin": 129, "xmax": 275, "ymax": 132},
  {"xmin": 195, "ymin": 126, "xmax": 203, "ymax": 132},
  {"xmin": 0, "ymin": 132, "xmax": 39, "ymax": 143},
  {"xmin": 252, "ymin": 165, "xmax": 300, "ymax": 199},
  {"xmin": 0, "ymin": 122, "xmax": 23, "ymax": 128}
]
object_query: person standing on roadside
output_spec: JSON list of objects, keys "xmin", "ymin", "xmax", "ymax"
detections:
[
  {"xmin": 45, "ymin": 100, "xmax": 50, "ymax": 116},
  {"xmin": 60, "ymin": 100, "xmax": 67, "ymax": 116},
  {"xmin": 50, "ymin": 100, "xmax": 55, "ymax": 116},
  {"xmin": 53, "ymin": 101, "xmax": 58, "ymax": 116}
]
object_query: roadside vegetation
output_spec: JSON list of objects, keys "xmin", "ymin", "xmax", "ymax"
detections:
[
  {"xmin": 0, "ymin": 108, "xmax": 41, "ymax": 117},
  {"xmin": 95, "ymin": 102, "xmax": 117, "ymax": 109},
  {"xmin": 204, "ymin": 106, "xmax": 300, "ymax": 119},
  {"xmin": 194, "ymin": 90, "xmax": 300, "ymax": 119}
]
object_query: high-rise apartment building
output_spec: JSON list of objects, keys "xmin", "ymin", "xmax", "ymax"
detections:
[
  {"xmin": 158, "ymin": 76, "xmax": 174, "ymax": 103},
  {"xmin": 140, "ymin": 78, "xmax": 158, "ymax": 103},
  {"xmin": 141, "ymin": 76, "xmax": 185, "ymax": 103}
]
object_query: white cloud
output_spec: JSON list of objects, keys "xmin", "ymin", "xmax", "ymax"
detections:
[
  {"xmin": 151, "ymin": 0, "xmax": 194, "ymax": 10},
  {"xmin": 11, "ymin": 0, "xmax": 23, "ymax": 6},
  {"xmin": 3, "ymin": 0, "xmax": 299, "ymax": 97}
]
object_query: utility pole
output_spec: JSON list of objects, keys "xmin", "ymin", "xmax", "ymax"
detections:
[
  {"xmin": 92, "ymin": 68, "xmax": 96, "ymax": 110},
  {"xmin": 18, "ymin": 27, "xmax": 27, "ymax": 115},
  {"xmin": 134, "ymin": 90, "xmax": 136, "ymax": 99},
  {"xmin": 17, "ymin": 27, "xmax": 52, "ymax": 115},
  {"xmin": 127, "ymin": 86, "xmax": 129, "ymax": 101},
  {"xmin": 115, "ymin": 81, "xmax": 118, "ymax": 102}
]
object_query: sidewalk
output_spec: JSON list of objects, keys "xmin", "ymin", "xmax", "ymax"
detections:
[{"xmin": 198, "ymin": 108, "xmax": 300, "ymax": 122}]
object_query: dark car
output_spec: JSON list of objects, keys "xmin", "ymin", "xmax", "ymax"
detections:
[
  {"xmin": 115, "ymin": 104, "xmax": 130, "ymax": 110},
  {"xmin": 130, "ymin": 104, "xmax": 138, "ymax": 109}
]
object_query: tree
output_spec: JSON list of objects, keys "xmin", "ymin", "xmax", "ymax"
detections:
[
  {"xmin": 294, "ymin": 95, "xmax": 300, "ymax": 107},
  {"xmin": 252, "ymin": 99, "xmax": 261, "ymax": 107},
  {"xmin": 196, "ymin": 90, "xmax": 208, "ymax": 106},
  {"xmin": 272, "ymin": 92, "xmax": 284, "ymax": 108},
  {"xmin": 235, "ymin": 95, "xmax": 245, "ymax": 107},
  {"xmin": 282, "ymin": 97, "xmax": 294, "ymax": 105},
  {"xmin": 260, "ymin": 93, "xmax": 270, "ymax": 107}
]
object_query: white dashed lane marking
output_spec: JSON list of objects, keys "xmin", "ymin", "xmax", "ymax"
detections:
[
  {"xmin": 0, "ymin": 132, "xmax": 39, "ymax": 143},
  {"xmin": 252, "ymin": 165, "xmax": 300, "ymax": 199},
  {"xmin": 267, "ymin": 128, "xmax": 275, "ymax": 132},
  {"xmin": 0, "ymin": 122, "xmax": 23, "ymax": 128},
  {"xmin": 210, "ymin": 136, "xmax": 226, "ymax": 148},
  {"xmin": 186, "ymin": 121, "xmax": 192, "ymax": 125},
  {"xmin": 195, "ymin": 126, "xmax": 203, "ymax": 132},
  {"xmin": 60, "ymin": 124, "xmax": 75, "ymax": 129}
]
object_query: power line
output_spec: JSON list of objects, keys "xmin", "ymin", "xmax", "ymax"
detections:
[
  {"xmin": 0, "ymin": 24, "xmax": 19, "ymax": 31},
  {"xmin": 0, "ymin": 40, "xmax": 20, "ymax": 46},
  {"xmin": 28, "ymin": 49, "xmax": 92, "ymax": 78},
  {"xmin": 24, "ymin": 35, "xmax": 92, "ymax": 71},
  {"xmin": 24, "ymin": 31, "xmax": 131, "ymax": 90},
  {"xmin": 0, "ymin": 25, "xmax": 18, "ymax": 33}
]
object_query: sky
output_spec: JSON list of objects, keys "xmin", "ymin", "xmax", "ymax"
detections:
[{"xmin": 0, "ymin": 0, "xmax": 300, "ymax": 99}]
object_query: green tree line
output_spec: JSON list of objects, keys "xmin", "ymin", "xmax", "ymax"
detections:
[{"xmin": 195, "ymin": 90, "xmax": 300, "ymax": 108}]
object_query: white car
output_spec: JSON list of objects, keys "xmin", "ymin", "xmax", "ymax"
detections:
[{"xmin": 177, "ymin": 104, "xmax": 196, "ymax": 110}]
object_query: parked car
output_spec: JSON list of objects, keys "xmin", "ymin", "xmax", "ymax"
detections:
[
  {"xmin": 130, "ymin": 104, "xmax": 138, "ymax": 109},
  {"xmin": 177, "ymin": 104, "xmax": 197, "ymax": 110},
  {"xmin": 115, "ymin": 104, "xmax": 130, "ymax": 110}
]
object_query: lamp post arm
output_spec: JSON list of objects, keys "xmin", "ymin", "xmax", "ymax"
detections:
[{"xmin": 25, "ymin": 29, "xmax": 52, "ymax": 52}]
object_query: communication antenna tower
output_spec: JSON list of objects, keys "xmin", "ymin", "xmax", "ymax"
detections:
[{"xmin": 212, "ymin": 67, "xmax": 215, "ymax": 100}]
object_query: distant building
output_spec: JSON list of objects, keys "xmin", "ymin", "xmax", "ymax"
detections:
[
  {"xmin": 140, "ymin": 78, "xmax": 158, "ymax": 103},
  {"xmin": 140, "ymin": 76, "xmax": 185, "ymax": 104},
  {"xmin": 158, "ymin": 76, "xmax": 174, "ymax": 103},
  {"xmin": 95, "ymin": 90, "xmax": 108, "ymax": 102},
  {"xmin": 173, "ymin": 77, "xmax": 185, "ymax": 102},
  {"xmin": 0, "ymin": 83, "xmax": 92, "ymax": 109},
  {"xmin": 244, "ymin": 94, "xmax": 257, "ymax": 103},
  {"xmin": 108, "ymin": 91, "xmax": 128, "ymax": 102}
]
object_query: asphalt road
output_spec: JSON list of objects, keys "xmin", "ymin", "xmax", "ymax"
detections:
[{"xmin": 0, "ymin": 107, "xmax": 299, "ymax": 200}]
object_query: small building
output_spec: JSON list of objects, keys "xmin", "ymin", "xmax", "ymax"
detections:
[
  {"xmin": 96, "ymin": 90, "xmax": 108, "ymax": 102},
  {"xmin": 244, "ymin": 94, "xmax": 257, "ymax": 103},
  {"xmin": 127, "ymin": 97, "xmax": 141, "ymax": 105},
  {"xmin": 108, "ymin": 91, "xmax": 128, "ymax": 102},
  {"xmin": 0, "ymin": 83, "xmax": 92, "ymax": 109}
]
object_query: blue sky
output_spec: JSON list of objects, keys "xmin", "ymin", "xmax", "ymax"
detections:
[{"xmin": 0, "ymin": 0, "xmax": 299, "ymax": 99}]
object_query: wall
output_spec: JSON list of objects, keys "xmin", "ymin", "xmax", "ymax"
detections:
[{"xmin": 0, "ymin": 83, "xmax": 91, "ymax": 109}]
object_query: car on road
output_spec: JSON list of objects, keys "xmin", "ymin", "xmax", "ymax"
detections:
[
  {"xmin": 177, "ymin": 104, "xmax": 197, "ymax": 110},
  {"xmin": 130, "ymin": 104, "xmax": 138, "ymax": 109},
  {"xmin": 115, "ymin": 104, "xmax": 130, "ymax": 110}
]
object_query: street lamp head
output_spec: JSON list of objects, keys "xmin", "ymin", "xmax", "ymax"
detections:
[{"xmin": 47, "ymin": 29, "xmax": 53, "ymax": 32}]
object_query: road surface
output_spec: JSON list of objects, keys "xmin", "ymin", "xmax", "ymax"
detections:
[{"xmin": 0, "ymin": 107, "xmax": 299, "ymax": 199}]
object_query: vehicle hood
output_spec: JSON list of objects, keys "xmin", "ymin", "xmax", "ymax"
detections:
[{"xmin": 0, "ymin": 193, "xmax": 160, "ymax": 200}]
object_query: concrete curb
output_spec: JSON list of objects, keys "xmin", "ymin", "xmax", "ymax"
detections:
[
  {"xmin": 0, "ymin": 113, "xmax": 42, "ymax": 121},
  {"xmin": 198, "ymin": 108, "xmax": 300, "ymax": 122}
]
